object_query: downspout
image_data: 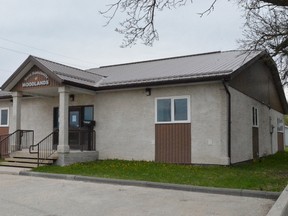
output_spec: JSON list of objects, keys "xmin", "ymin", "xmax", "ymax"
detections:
[{"xmin": 222, "ymin": 80, "xmax": 231, "ymax": 165}]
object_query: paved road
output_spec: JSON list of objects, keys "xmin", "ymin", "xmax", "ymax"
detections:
[{"xmin": 0, "ymin": 174, "xmax": 274, "ymax": 216}]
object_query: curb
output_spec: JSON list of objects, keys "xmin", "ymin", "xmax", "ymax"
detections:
[
  {"xmin": 19, "ymin": 171, "xmax": 280, "ymax": 200},
  {"xmin": 0, "ymin": 170, "xmax": 22, "ymax": 175},
  {"xmin": 0, "ymin": 167, "xmax": 31, "ymax": 175},
  {"xmin": 266, "ymin": 185, "xmax": 288, "ymax": 216}
]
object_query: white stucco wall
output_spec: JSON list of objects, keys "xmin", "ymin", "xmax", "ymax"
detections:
[
  {"xmin": 20, "ymin": 97, "xmax": 58, "ymax": 144},
  {"xmin": 1, "ymin": 82, "xmax": 230, "ymax": 165},
  {"xmin": 188, "ymin": 83, "xmax": 229, "ymax": 165},
  {"xmin": 95, "ymin": 82, "xmax": 229, "ymax": 165},
  {"xmin": 94, "ymin": 89, "xmax": 155, "ymax": 161},
  {"xmin": 269, "ymin": 108, "xmax": 285, "ymax": 153},
  {"xmin": 230, "ymin": 87, "xmax": 283, "ymax": 164}
]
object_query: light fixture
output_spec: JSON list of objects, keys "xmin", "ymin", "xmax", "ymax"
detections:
[
  {"xmin": 145, "ymin": 88, "xmax": 151, "ymax": 96},
  {"xmin": 69, "ymin": 94, "xmax": 75, "ymax": 102}
]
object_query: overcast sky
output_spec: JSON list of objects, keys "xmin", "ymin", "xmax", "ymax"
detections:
[{"xmin": 0, "ymin": 0, "xmax": 244, "ymax": 86}]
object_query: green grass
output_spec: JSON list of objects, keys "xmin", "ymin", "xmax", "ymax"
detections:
[{"xmin": 33, "ymin": 151, "xmax": 288, "ymax": 192}]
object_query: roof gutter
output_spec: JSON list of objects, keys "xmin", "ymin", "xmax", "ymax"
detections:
[{"xmin": 222, "ymin": 80, "xmax": 231, "ymax": 165}]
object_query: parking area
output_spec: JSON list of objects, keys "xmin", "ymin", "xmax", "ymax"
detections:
[{"xmin": 0, "ymin": 174, "xmax": 274, "ymax": 216}]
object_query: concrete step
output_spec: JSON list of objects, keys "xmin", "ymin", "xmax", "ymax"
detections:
[
  {"xmin": 0, "ymin": 162, "xmax": 41, "ymax": 168},
  {"xmin": 5, "ymin": 158, "xmax": 54, "ymax": 165},
  {"xmin": 0, "ymin": 151, "xmax": 58, "ymax": 168},
  {"xmin": 10, "ymin": 151, "xmax": 58, "ymax": 160}
]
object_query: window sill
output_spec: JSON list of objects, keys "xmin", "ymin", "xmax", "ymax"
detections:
[{"xmin": 155, "ymin": 121, "xmax": 191, "ymax": 124}]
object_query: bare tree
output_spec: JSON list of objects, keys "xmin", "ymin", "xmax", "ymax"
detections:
[
  {"xmin": 101, "ymin": 0, "xmax": 195, "ymax": 47},
  {"xmin": 259, "ymin": 0, "xmax": 288, "ymax": 6},
  {"xmin": 239, "ymin": 1, "xmax": 288, "ymax": 83},
  {"xmin": 101, "ymin": 0, "xmax": 288, "ymax": 81}
]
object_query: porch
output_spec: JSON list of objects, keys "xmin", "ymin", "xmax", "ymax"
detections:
[
  {"xmin": 0, "ymin": 56, "xmax": 103, "ymax": 166},
  {"xmin": 0, "ymin": 129, "xmax": 98, "ymax": 168},
  {"xmin": 5, "ymin": 85, "xmax": 99, "ymax": 166}
]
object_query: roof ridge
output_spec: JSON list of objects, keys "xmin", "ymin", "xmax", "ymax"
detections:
[
  {"xmin": 221, "ymin": 49, "xmax": 264, "ymax": 53},
  {"xmin": 102, "ymin": 70, "xmax": 233, "ymax": 85},
  {"xmin": 31, "ymin": 55, "xmax": 105, "ymax": 78},
  {"xmin": 98, "ymin": 51, "xmax": 222, "ymax": 69}
]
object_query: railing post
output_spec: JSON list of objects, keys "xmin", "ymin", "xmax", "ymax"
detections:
[
  {"xmin": 32, "ymin": 131, "xmax": 34, "ymax": 146},
  {"xmin": 94, "ymin": 130, "xmax": 96, "ymax": 151},
  {"xmin": 37, "ymin": 145, "xmax": 39, "ymax": 167}
]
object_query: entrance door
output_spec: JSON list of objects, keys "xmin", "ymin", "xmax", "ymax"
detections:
[
  {"xmin": 53, "ymin": 106, "xmax": 95, "ymax": 150},
  {"xmin": 69, "ymin": 107, "xmax": 81, "ymax": 150}
]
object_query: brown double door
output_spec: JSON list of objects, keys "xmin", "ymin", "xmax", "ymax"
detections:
[
  {"xmin": 252, "ymin": 127, "xmax": 259, "ymax": 160},
  {"xmin": 278, "ymin": 132, "xmax": 284, "ymax": 152}
]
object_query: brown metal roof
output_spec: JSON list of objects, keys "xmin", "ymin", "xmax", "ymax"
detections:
[
  {"xmin": 0, "ymin": 50, "xmax": 287, "ymax": 112},
  {"xmin": 89, "ymin": 50, "xmax": 263, "ymax": 87},
  {"xmin": 33, "ymin": 56, "xmax": 104, "ymax": 87},
  {"xmin": 1, "ymin": 50, "xmax": 265, "ymax": 91}
]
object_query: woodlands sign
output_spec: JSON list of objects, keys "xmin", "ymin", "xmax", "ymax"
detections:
[{"xmin": 22, "ymin": 71, "xmax": 50, "ymax": 88}]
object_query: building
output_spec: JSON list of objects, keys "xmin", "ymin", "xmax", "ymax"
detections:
[{"xmin": 0, "ymin": 50, "xmax": 287, "ymax": 166}]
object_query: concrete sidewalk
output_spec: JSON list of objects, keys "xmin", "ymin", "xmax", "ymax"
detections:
[{"xmin": 0, "ymin": 166, "xmax": 31, "ymax": 175}]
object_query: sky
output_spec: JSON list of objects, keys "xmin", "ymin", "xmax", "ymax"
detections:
[{"xmin": 0, "ymin": 0, "xmax": 245, "ymax": 86}]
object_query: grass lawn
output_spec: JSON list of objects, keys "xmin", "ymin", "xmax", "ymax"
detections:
[{"xmin": 33, "ymin": 151, "xmax": 288, "ymax": 192}]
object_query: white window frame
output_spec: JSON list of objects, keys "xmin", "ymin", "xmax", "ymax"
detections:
[
  {"xmin": 0, "ymin": 108, "xmax": 9, "ymax": 127},
  {"xmin": 155, "ymin": 96, "xmax": 191, "ymax": 124},
  {"xmin": 252, "ymin": 107, "xmax": 259, "ymax": 127},
  {"xmin": 277, "ymin": 117, "xmax": 284, "ymax": 133}
]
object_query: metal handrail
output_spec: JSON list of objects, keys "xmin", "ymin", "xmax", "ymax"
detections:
[
  {"xmin": 53, "ymin": 129, "xmax": 96, "ymax": 151},
  {"xmin": 67, "ymin": 129, "xmax": 96, "ymax": 151},
  {"xmin": 0, "ymin": 130, "xmax": 34, "ymax": 158},
  {"xmin": 29, "ymin": 129, "xmax": 58, "ymax": 167},
  {"xmin": 28, "ymin": 129, "xmax": 96, "ymax": 166}
]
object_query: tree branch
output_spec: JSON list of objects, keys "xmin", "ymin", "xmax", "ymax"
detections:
[
  {"xmin": 100, "ymin": 0, "xmax": 192, "ymax": 47},
  {"xmin": 198, "ymin": 0, "xmax": 217, "ymax": 17},
  {"xmin": 260, "ymin": 0, "xmax": 288, "ymax": 6}
]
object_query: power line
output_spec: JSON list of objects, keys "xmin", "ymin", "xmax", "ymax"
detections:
[
  {"xmin": 0, "ymin": 46, "xmax": 30, "ymax": 56},
  {"xmin": 0, "ymin": 45, "xmax": 96, "ymax": 70},
  {"xmin": 0, "ymin": 36, "xmax": 97, "ymax": 66}
]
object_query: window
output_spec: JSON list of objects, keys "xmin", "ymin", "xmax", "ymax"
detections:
[
  {"xmin": 0, "ymin": 108, "xmax": 9, "ymax": 127},
  {"xmin": 156, "ymin": 96, "xmax": 190, "ymax": 123},
  {"xmin": 84, "ymin": 106, "xmax": 94, "ymax": 121},
  {"xmin": 252, "ymin": 107, "xmax": 258, "ymax": 127},
  {"xmin": 277, "ymin": 118, "xmax": 284, "ymax": 133},
  {"xmin": 53, "ymin": 106, "xmax": 94, "ymax": 129},
  {"xmin": 157, "ymin": 99, "xmax": 171, "ymax": 122}
]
